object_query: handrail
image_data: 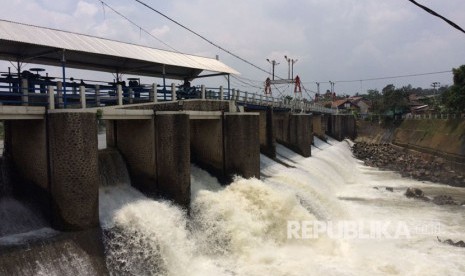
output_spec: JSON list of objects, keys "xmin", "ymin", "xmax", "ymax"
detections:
[{"xmin": 0, "ymin": 77, "xmax": 337, "ymax": 114}]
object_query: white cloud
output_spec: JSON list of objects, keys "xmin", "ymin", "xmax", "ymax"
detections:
[
  {"xmin": 150, "ymin": 25, "xmax": 170, "ymax": 38},
  {"xmin": 74, "ymin": 1, "xmax": 99, "ymax": 18}
]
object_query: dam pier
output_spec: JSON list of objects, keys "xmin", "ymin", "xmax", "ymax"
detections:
[
  {"xmin": 0, "ymin": 19, "xmax": 357, "ymax": 274},
  {"xmin": 1, "ymin": 99, "xmax": 355, "ymax": 231}
]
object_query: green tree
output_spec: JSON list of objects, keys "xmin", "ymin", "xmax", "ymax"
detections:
[
  {"xmin": 442, "ymin": 65, "xmax": 465, "ymax": 112},
  {"xmin": 365, "ymin": 89, "xmax": 382, "ymax": 114},
  {"xmin": 381, "ymin": 84, "xmax": 409, "ymax": 116}
]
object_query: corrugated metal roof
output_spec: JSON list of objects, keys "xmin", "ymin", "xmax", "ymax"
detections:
[{"xmin": 0, "ymin": 20, "xmax": 239, "ymax": 79}]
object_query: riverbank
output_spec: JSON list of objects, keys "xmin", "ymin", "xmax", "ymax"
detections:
[
  {"xmin": 353, "ymin": 118, "xmax": 465, "ymax": 187},
  {"xmin": 352, "ymin": 142, "xmax": 465, "ymax": 187}
]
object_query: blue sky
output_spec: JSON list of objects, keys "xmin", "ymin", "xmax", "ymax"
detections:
[{"xmin": 1, "ymin": 0, "xmax": 465, "ymax": 97}]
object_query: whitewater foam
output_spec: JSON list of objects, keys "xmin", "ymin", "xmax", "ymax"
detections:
[{"xmin": 98, "ymin": 140, "xmax": 465, "ymax": 276}]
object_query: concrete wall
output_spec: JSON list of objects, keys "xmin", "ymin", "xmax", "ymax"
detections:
[
  {"xmin": 155, "ymin": 113, "xmax": 190, "ymax": 208},
  {"xmin": 273, "ymin": 112, "xmax": 312, "ymax": 157},
  {"xmin": 223, "ymin": 113, "xmax": 260, "ymax": 180},
  {"xmin": 5, "ymin": 120, "xmax": 48, "ymax": 190},
  {"xmin": 312, "ymin": 115, "xmax": 325, "ymax": 138},
  {"xmin": 124, "ymin": 100, "xmax": 233, "ymax": 112},
  {"xmin": 356, "ymin": 118, "xmax": 465, "ymax": 173},
  {"xmin": 329, "ymin": 115, "xmax": 356, "ymax": 141},
  {"xmin": 256, "ymin": 108, "xmax": 276, "ymax": 158},
  {"xmin": 273, "ymin": 112, "xmax": 290, "ymax": 143},
  {"xmin": 288, "ymin": 114, "xmax": 312, "ymax": 157},
  {"xmin": 393, "ymin": 119, "xmax": 465, "ymax": 163},
  {"xmin": 0, "ymin": 228, "xmax": 108, "ymax": 275},
  {"xmin": 190, "ymin": 119, "xmax": 224, "ymax": 176},
  {"xmin": 112, "ymin": 119, "xmax": 157, "ymax": 197},
  {"xmin": 355, "ymin": 120, "xmax": 396, "ymax": 143},
  {"xmin": 48, "ymin": 112, "xmax": 99, "ymax": 230}
]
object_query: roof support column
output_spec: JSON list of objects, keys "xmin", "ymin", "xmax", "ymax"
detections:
[{"xmin": 61, "ymin": 49, "xmax": 67, "ymax": 108}]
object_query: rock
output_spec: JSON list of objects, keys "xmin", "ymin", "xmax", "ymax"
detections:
[
  {"xmin": 437, "ymin": 237, "xmax": 465, "ymax": 247},
  {"xmin": 385, "ymin": 187, "xmax": 394, "ymax": 192},
  {"xmin": 434, "ymin": 157, "xmax": 445, "ymax": 164},
  {"xmin": 432, "ymin": 195, "xmax": 458, "ymax": 205},
  {"xmin": 405, "ymin": 187, "xmax": 425, "ymax": 198}
]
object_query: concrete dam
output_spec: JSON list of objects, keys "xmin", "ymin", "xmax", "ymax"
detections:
[{"xmin": 0, "ymin": 98, "xmax": 356, "ymax": 274}]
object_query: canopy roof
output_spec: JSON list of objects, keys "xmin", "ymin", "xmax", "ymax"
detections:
[{"xmin": 0, "ymin": 20, "xmax": 239, "ymax": 79}]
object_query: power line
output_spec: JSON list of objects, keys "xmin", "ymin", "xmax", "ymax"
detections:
[
  {"xmin": 301, "ymin": 70, "xmax": 452, "ymax": 85},
  {"xmin": 97, "ymin": 0, "xmax": 217, "ymax": 72},
  {"xmin": 98, "ymin": 1, "xmax": 177, "ymax": 52},
  {"xmin": 133, "ymin": 0, "xmax": 272, "ymax": 76},
  {"xmin": 334, "ymin": 70, "xmax": 452, "ymax": 83},
  {"xmin": 407, "ymin": 0, "xmax": 465, "ymax": 35}
]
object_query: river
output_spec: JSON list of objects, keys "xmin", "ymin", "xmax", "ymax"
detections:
[{"xmin": 98, "ymin": 137, "xmax": 465, "ymax": 275}]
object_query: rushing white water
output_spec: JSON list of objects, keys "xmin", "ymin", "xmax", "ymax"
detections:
[{"xmin": 99, "ymin": 138, "xmax": 465, "ymax": 276}]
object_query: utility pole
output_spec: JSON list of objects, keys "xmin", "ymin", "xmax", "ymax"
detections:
[
  {"xmin": 431, "ymin": 82, "xmax": 440, "ymax": 93},
  {"xmin": 266, "ymin": 59, "xmax": 279, "ymax": 80},
  {"xmin": 291, "ymin": 59, "xmax": 298, "ymax": 79},
  {"xmin": 431, "ymin": 81, "xmax": 441, "ymax": 109},
  {"xmin": 284, "ymin": 55, "xmax": 298, "ymax": 79},
  {"xmin": 329, "ymin": 81, "xmax": 335, "ymax": 93}
]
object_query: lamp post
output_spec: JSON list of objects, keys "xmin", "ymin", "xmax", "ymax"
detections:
[
  {"xmin": 284, "ymin": 55, "xmax": 298, "ymax": 79},
  {"xmin": 266, "ymin": 59, "xmax": 279, "ymax": 80}
]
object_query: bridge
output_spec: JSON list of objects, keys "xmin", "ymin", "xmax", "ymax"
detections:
[{"xmin": 0, "ymin": 20, "xmax": 355, "ymax": 232}]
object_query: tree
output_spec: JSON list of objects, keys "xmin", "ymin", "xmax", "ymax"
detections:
[
  {"xmin": 365, "ymin": 89, "xmax": 382, "ymax": 114},
  {"xmin": 442, "ymin": 65, "xmax": 465, "ymax": 113},
  {"xmin": 381, "ymin": 84, "xmax": 409, "ymax": 116}
]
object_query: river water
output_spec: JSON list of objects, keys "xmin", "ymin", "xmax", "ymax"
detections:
[{"xmin": 98, "ymin": 138, "xmax": 465, "ymax": 276}]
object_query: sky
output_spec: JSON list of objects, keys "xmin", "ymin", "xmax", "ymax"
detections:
[{"xmin": 1, "ymin": 0, "xmax": 465, "ymax": 98}]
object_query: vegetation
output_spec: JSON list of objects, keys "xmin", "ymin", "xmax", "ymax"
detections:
[
  {"xmin": 356, "ymin": 64, "xmax": 465, "ymax": 118},
  {"xmin": 441, "ymin": 65, "xmax": 465, "ymax": 113}
]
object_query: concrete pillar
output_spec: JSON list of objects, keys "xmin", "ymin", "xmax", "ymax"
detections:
[
  {"xmin": 273, "ymin": 112, "xmax": 290, "ymax": 144},
  {"xmin": 117, "ymin": 84, "xmax": 123, "ymax": 106},
  {"xmin": 312, "ymin": 115, "xmax": 324, "ymax": 137},
  {"xmin": 201, "ymin": 85, "xmax": 206, "ymax": 99},
  {"xmin": 155, "ymin": 113, "xmax": 190, "ymax": 207},
  {"xmin": 190, "ymin": 119, "xmax": 223, "ymax": 178},
  {"xmin": 330, "ymin": 115, "xmax": 343, "ymax": 141},
  {"xmin": 7, "ymin": 120, "xmax": 48, "ymax": 191},
  {"xmin": 288, "ymin": 114, "xmax": 312, "ymax": 157},
  {"xmin": 48, "ymin": 86, "xmax": 55, "ymax": 110},
  {"xmin": 223, "ymin": 113, "xmax": 260, "ymax": 180},
  {"xmin": 113, "ymin": 119, "xmax": 157, "ymax": 197},
  {"xmin": 57, "ymin": 81, "xmax": 63, "ymax": 108},
  {"xmin": 231, "ymin": 89, "xmax": 236, "ymax": 101},
  {"xmin": 47, "ymin": 112, "xmax": 99, "ymax": 230},
  {"xmin": 105, "ymin": 120, "xmax": 116, "ymax": 148},
  {"xmin": 128, "ymin": 88, "xmax": 134, "ymax": 104},
  {"xmin": 345, "ymin": 115, "xmax": 356, "ymax": 139},
  {"xmin": 171, "ymin": 83, "xmax": 176, "ymax": 101},
  {"xmin": 150, "ymin": 83, "xmax": 157, "ymax": 103},
  {"xmin": 79, "ymin": 85, "xmax": 86, "ymax": 109},
  {"xmin": 257, "ymin": 107, "xmax": 276, "ymax": 158},
  {"xmin": 21, "ymin": 79, "xmax": 28, "ymax": 106},
  {"xmin": 95, "ymin": 85, "xmax": 100, "ymax": 107}
]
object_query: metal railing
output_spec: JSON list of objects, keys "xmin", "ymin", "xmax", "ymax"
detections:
[
  {"xmin": 0, "ymin": 77, "xmax": 337, "ymax": 114},
  {"xmin": 403, "ymin": 113, "xmax": 465, "ymax": 120},
  {"xmin": 231, "ymin": 89, "xmax": 337, "ymax": 114}
]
